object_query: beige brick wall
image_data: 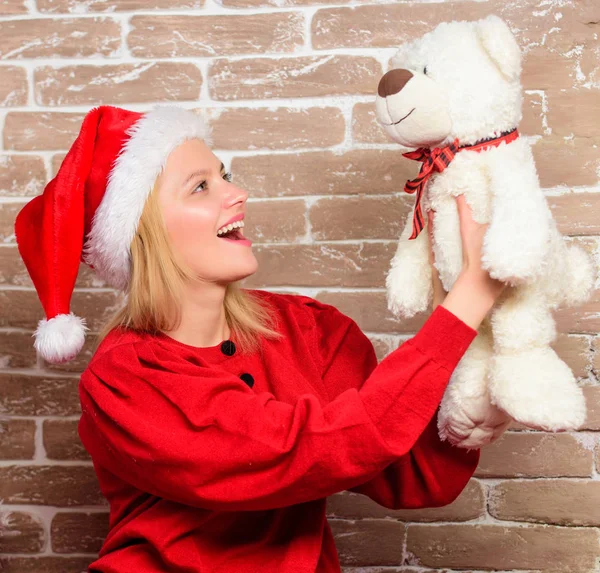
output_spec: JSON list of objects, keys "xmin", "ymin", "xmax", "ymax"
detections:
[{"xmin": 1, "ymin": 0, "xmax": 599, "ymax": 571}]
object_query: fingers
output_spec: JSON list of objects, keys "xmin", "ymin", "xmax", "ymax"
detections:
[
  {"xmin": 427, "ymin": 209, "xmax": 435, "ymax": 265},
  {"xmin": 427, "ymin": 209, "xmax": 435, "ymax": 234},
  {"xmin": 455, "ymin": 194, "xmax": 472, "ymax": 222}
]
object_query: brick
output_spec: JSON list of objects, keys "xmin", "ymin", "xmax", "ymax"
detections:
[
  {"xmin": 330, "ymin": 519, "xmax": 405, "ymax": 567},
  {"xmin": 341, "ymin": 569, "xmax": 414, "ymax": 573},
  {"xmin": 210, "ymin": 107, "xmax": 344, "ymax": 151},
  {"xmin": 0, "ymin": 155, "xmax": 46, "ymax": 197},
  {"xmin": 407, "ymin": 523, "xmax": 600, "ymax": 572},
  {"xmin": 581, "ymin": 385, "xmax": 600, "ymax": 430},
  {"xmin": 246, "ymin": 199, "xmax": 306, "ymax": 243},
  {"xmin": 232, "ymin": 150, "xmax": 418, "ymax": 198},
  {"xmin": 367, "ymin": 335, "xmax": 394, "ymax": 362},
  {"xmin": 1, "ymin": 0, "xmax": 28, "ymax": 14},
  {"xmin": 129, "ymin": 14, "xmax": 303, "ymax": 57},
  {"xmin": 0, "ymin": 331, "xmax": 38, "ymax": 368},
  {"xmin": 352, "ymin": 102, "xmax": 389, "ymax": 145},
  {"xmin": 475, "ymin": 433, "xmax": 593, "ymax": 478},
  {"xmin": 555, "ymin": 296, "xmax": 600, "ymax": 335},
  {"xmin": 310, "ymin": 196, "xmax": 412, "ymax": 241},
  {"xmin": 313, "ymin": 0, "xmax": 597, "ymax": 57},
  {"xmin": 4, "ymin": 111, "xmax": 85, "ymax": 151},
  {"xmin": 534, "ymin": 137, "xmax": 600, "ymax": 188},
  {"xmin": 51, "ymin": 512, "xmax": 108, "ymax": 553},
  {"xmin": 0, "ymin": 373, "xmax": 80, "ymax": 416},
  {"xmin": 0, "ymin": 511, "xmax": 44, "ymax": 553},
  {"xmin": 0, "ymin": 18, "xmax": 121, "ymax": 59},
  {"xmin": 220, "ymin": 0, "xmax": 365, "ymax": 6},
  {"xmin": 547, "ymin": 88, "xmax": 600, "ymax": 138},
  {"xmin": 522, "ymin": 46, "xmax": 576, "ymax": 90},
  {"xmin": 51, "ymin": 152, "xmax": 66, "ymax": 175},
  {"xmin": 35, "ymin": 62, "xmax": 202, "ymax": 106},
  {"xmin": 0, "ymin": 65, "xmax": 27, "ymax": 106},
  {"xmin": 548, "ymin": 193, "xmax": 600, "ymax": 235},
  {"xmin": 209, "ymin": 55, "xmax": 381, "ymax": 100},
  {"xmin": 0, "ymin": 419, "xmax": 35, "ymax": 459},
  {"xmin": 0, "ymin": 201, "xmax": 19, "ymax": 243},
  {"xmin": 315, "ymin": 290, "xmax": 427, "ymax": 335},
  {"xmin": 44, "ymin": 420, "xmax": 90, "ymax": 461},
  {"xmin": 244, "ymin": 243, "xmax": 395, "ymax": 289},
  {"xmin": 327, "ymin": 480, "xmax": 484, "ymax": 522},
  {"xmin": 0, "ymin": 557, "xmax": 93, "ymax": 573},
  {"xmin": 529, "ymin": 0, "xmax": 600, "ymax": 57},
  {"xmin": 592, "ymin": 339, "xmax": 600, "ymax": 382},
  {"xmin": 551, "ymin": 334, "xmax": 589, "ymax": 379},
  {"xmin": 0, "ymin": 466, "xmax": 105, "ymax": 506},
  {"xmin": 580, "ymin": 41, "xmax": 600, "ymax": 89},
  {"xmin": 77, "ymin": 262, "xmax": 109, "ymax": 289},
  {"xmin": 0, "ymin": 289, "xmax": 122, "ymax": 331},
  {"xmin": 312, "ymin": 3, "xmax": 490, "ymax": 50},
  {"xmin": 490, "ymin": 479, "xmax": 600, "ymax": 526},
  {"xmin": 521, "ymin": 92, "xmax": 544, "ymax": 136},
  {"xmin": 12, "ymin": 108, "xmax": 344, "ymax": 153},
  {"xmin": 37, "ymin": 0, "xmax": 204, "ymax": 11}
]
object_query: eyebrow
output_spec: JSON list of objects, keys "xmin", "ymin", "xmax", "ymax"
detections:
[{"xmin": 182, "ymin": 162, "xmax": 226, "ymax": 187}]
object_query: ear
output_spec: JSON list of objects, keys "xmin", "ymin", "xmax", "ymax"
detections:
[{"xmin": 476, "ymin": 15, "xmax": 522, "ymax": 81}]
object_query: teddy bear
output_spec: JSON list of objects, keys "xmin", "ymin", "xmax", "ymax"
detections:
[{"xmin": 375, "ymin": 14, "xmax": 596, "ymax": 449}]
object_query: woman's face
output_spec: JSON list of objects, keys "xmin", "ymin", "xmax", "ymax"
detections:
[{"xmin": 156, "ymin": 138, "xmax": 258, "ymax": 285}]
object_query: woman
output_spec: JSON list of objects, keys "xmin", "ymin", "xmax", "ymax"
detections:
[{"xmin": 15, "ymin": 104, "xmax": 504, "ymax": 572}]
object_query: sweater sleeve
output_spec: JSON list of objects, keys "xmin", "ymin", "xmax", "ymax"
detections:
[
  {"xmin": 305, "ymin": 298, "xmax": 480, "ymax": 509},
  {"xmin": 78, "ymin": 304, "xmax": 477, "ymax": 513}
]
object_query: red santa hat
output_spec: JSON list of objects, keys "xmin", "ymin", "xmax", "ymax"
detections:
[{"xmin": 14, "ymin": 104, "xmax": 211, "ymax": 365}]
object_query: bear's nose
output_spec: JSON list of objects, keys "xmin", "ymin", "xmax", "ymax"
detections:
[{"xmin": 377, "ymin": 69, "xmax": 414, "ymax": 97}]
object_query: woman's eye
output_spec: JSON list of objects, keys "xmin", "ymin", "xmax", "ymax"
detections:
[
  {"xmin": 192, "ymin": 172, "xmax": 232, "ymax": 194},
  {"xmin": 193, "ymin": 180, "xmax": 208, "ymax": 193}
]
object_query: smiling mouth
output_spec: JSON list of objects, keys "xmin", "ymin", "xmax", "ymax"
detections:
[
  {"xmin": 217, "ymin": 228, "xmax": 245, "ymax": 241},
  {"xmin": 383, "ymin": 107, "xmax": 416, "ymax": 126}
]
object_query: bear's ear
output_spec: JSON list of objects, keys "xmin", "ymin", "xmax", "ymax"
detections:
[{"xmin": 476, "ymin": 15, "xmax": 522, "ymax": 81}]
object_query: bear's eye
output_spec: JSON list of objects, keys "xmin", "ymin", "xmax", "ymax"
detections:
[{"xmin": 423, "ymin": 65, "xmax": 428, "ymax": 75}]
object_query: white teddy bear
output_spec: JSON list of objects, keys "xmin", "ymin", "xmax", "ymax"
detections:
[{"xmin": 375, "ymin": 15, "xmax": 595, "ymax": 449}]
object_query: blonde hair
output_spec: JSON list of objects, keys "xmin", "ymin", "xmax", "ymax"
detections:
[{"xmin": 94, "ymin": 180, "xmax": 282, "ymax": 355}]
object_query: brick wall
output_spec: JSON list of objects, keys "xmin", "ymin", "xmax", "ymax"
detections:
[{"xmin": 0, "ymin": 0, "xmax": 599, "ymax": 571}]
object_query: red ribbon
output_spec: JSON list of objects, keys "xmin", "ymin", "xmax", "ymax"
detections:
[{"xmin": 402, "ymin": 129, "xmax": 520, "ymax": 240}]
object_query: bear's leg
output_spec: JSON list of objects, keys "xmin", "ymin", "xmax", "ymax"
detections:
[
  {"xmin": 438, "ymin": 319, "xmax": 512, "ymax": 449},
  {"xmin": 489, "ymin": 289, "xmax": 586, "ymax": 431},
  {"xmin": 386, "ymin": 209, "xmax": 432, "ymax": 319}
]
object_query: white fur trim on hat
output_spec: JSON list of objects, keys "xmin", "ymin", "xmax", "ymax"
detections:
[
  {"xmin": 34, "ymin": 313, "xmax": 88, "ymax": 364},
  {"xmin": 83, "ymin": 105, "xmax": 212, "ymax": 290}
]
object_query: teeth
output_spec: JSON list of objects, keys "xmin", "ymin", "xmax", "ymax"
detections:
[{"xmin": 217, "ymin": 220, "xmax": 245, "ymax": 236}]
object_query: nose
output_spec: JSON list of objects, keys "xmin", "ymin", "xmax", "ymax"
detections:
[
  {"xmin": 224, "ymin": 182, "xmax": 249, "ymax": 207},
  {"xmin": 377, "ymin": 69, "xmax": 414, "ymax": 98}
]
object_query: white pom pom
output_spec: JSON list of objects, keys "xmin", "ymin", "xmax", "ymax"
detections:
[{"xmin": 33, "ymin": 313, "xmax": 88, "ymax": 364}]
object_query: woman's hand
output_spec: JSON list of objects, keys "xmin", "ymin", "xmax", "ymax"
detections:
[
  {"xmin": 438, "ymin": 195, "xmax": 506, "ymax": 330},
  {"xmin": 427, "ymin": 209, "xmax": 446, "ymax": 310}
]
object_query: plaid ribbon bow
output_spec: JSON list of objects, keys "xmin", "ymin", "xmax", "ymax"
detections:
[{"xmin": 402, "ymin": 129, "xmax": 520, "ymax": 240}]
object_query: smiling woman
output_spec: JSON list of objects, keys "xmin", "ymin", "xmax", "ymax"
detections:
[
  {"xmin": 14, "ymin": 102, "xmax": 502, "ymax": 573},
  {"xmin": 96, "ymin": 137, "xmax": 277, "ymax": 355}
]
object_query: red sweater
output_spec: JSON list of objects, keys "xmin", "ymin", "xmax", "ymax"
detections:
[{"xmin": 78, "ymin": 289, "xmax": 479, "ymax": 572}]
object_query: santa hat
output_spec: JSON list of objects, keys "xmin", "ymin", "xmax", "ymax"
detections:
[{"xmin": 14, "ymin": 104, "xmax": 211, "ymax": 365}]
